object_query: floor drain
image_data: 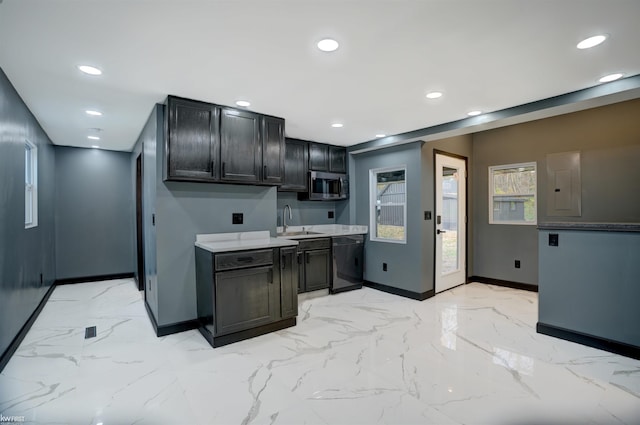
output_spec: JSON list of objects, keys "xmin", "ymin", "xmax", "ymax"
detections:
[{"xmin": 84, "ymin": 326, "xmax": 97, "ymax": 339}]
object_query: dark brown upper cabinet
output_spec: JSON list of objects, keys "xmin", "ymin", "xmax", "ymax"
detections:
[
  {"xmin": 261, "ymin": 116, "xmax": 285, "ymax": 185},
  {"xmin": 329, "ymin": 145, "xmax": 347, "ymax": 173},
  {"xmin": 309, "ymin": 143, "xmax": 329, "ymax": 171},
  {"xmin": 220, "ymin": 108, "xmax": 261, "ymax": 183},
  {"xmin": 309, "ymin": 142, "xmax": 346, "ymax": 173},
  {"xmin": 164, "ymin": 95, "xmax": 286, "ymax": 186},
  {"xmin": 165, "ymin": 96, "xmax": 219, "ymax": 181},
  {"xmin": 279, "ymin": 138, "xmax": 309, "ymax": 192}
]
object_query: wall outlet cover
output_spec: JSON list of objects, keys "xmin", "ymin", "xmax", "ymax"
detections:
[
  {"xmin": 515, "ymin": 260, "xmax": 521, "ymax": 268},
  {"xmin": 232, "ymin": 213, "xmax": 243, "ymax": 224},
  {"xmin": 383, "ymin": 262, "xmax": 388, "ymax": 271},
  {"xmin": 328, "ymin": 211, "xmax": 334, "ymax": 219}
]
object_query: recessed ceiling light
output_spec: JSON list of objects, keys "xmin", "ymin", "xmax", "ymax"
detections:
[
  {"xmin": 599, "ymin": 73, "xmax": 623, "ymax": 83},
  {"xmin": 426, "ymin": 91, "xmax": 443, "ymax": 99},
  {"xmin": 235, "ymin": 100, "xmax": 251, "ymax": 107},
  {"xmin": 375, "ymin": 134, "xmax": 386, "ymax": 138},
  {"xmin": 87, "ymin": 135, "xmax": 100, "ymax": 140},
  {"xmin": 85, "ymin": 110, "xmax": 102, "ymax": 116},
  {"xmin": 77, "ymin": 65, "xmax": 102, "ymax": 76},
  {"xmin": 317, "ymin": 38, "xmax": 339, "ymax": 52},
  {"xmin": 91, "ymin": 145, "xmax": 100, "ymax": 149},
  {"xmin": 467, "ymin": 110, "xmax": 482, "ymax": 116},
  {"xmin": 331, "ymin": 123, "xmax": 343, "ymax": 128},
  {"xmin": 576, "ymin": 34, "xmax": 607, "ymax": 49}
]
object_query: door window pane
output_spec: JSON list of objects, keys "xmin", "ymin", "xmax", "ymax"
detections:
[{"xmin": 442, "ymin": 167, "xmax": 458, "ymax": 274}]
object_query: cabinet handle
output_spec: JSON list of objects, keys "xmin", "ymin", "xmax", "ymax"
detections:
[
  {"xmin": 237, "ymin": 256, "xmax": 253, "ymax": 263},
  {"xmin": 355, "ymin": 257, "xmax": 358, "ymax": 267},
  {"xmin": 305, "ymin": 252, "xmax": 310, "ymax": 264},
  {"xmin": 222, "ymin": 162, "xmax": 226, "ymax": 177},
  {"xmin": 268, "ymin": 269, "xmax": 273, "ymax": 284},
  {"xmin": 297, "ymin": 253, "xmax": 302, "ymax": 264},
  {"xmin": 281, "ymin": 255, "xmax": 286, "ymax": 269},
  {"xmin": 264, "ymin": 165, "xmax": 268, "ymax": 178}
]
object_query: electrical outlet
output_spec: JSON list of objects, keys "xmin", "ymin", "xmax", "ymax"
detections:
[
  {"xmin": 328, "ymin": 210, "xmax": 334, "ymax": 219},
  {"xmin": 515, "ymin": 260, "xmax": 521, "ymax": 269},
  {"xmin": 232, "ymin": 213, "xmax": 243, "ymax": 224},
  {"xmin": 383, "ymin": 263, "xmax": 388, "ymax": 272},
  {"xmin": 424, "ymin": 211, "xmax": 432, "ymax": 220}
]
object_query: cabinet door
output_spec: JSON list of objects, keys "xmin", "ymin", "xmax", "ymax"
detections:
[
  {"xmin": 280, "ymin": 139, "xmax": 308, "ymax": 192},
  {"xmin": 215, "ymin": 266, "xmax": 277, "ymax": 335},
  {"xmin": 309, "ymin": 143, "xmax": 329, "ymax": 171},
  {"xmin": 220, "ymin": 108, "xmax": 261, "ymax": 183},
  {"xmin": 304, "ymin": 249, "xmax": 331, "ymax": 291},
  {"xmin": 166, "ymin": 97, "xmax": 219, "ymax": 181},
  {"xmin": 329, "ymin": 146, "xmax": 346, "ymax": 173},
  {"xmin": 261, "ymin": 116, "xmax": 285, "ymax": 185},
  {"xmin": 280, "ymin": 247, "xmax": 298, "ymax": 318}
]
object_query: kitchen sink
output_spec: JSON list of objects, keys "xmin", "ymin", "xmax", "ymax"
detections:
[{"xmin": 278, "ymin": 230, "xmax": 323, "ymax": 237}]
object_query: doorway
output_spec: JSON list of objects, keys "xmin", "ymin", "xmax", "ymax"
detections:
[
  {"xmin": 435, "ymin": 152, "xmax": 467, "ymax": 293},
  {"xmin": 135, "ymin": 153, "xmax": 144, "ymax": 291}
]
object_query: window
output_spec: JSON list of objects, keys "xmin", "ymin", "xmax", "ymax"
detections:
[
  {"xmin": 489, "ymin": 162, "xmax": 536, "ymax": 225},
  {"xmin": 25, "ymin": 140, "xmax": 38, "ymax": 228},
  {"xmin": 370, "ymin": 166, "xmax": 406, "ymax": 243}
]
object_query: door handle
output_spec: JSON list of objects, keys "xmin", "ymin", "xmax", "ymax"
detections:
[{"xmin": 437, "ymin": 229, "xmax": 447, "ymax": 235}]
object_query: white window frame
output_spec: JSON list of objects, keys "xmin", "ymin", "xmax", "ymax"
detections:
[
  {"xmin": 489, "ymin": 161, "xmax": 537, "ymax": 225},
  {"xmin": 25, "ymin": 139, "xmax": 38, "ymax": 229},
  {"xmin": 370, "ymin": 165, "xmax": 407, "ymax": 244}
]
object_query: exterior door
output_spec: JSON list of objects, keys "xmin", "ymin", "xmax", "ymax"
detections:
[{"xmin": 435, "ymin": 153, "xmax": 467, "ymax": 293}]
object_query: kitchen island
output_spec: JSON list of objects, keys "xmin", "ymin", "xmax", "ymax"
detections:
[
  {"xmin": 195, "ymin": 231, "xmax": 299, "ymax": 348},
  {"xmin": 537, "ymin": 222, "xmax": 640, "ymax": 359}
]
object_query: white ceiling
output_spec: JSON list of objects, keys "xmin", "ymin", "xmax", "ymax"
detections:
[{"xmin": 1, "ymin": 0, "xmax": 639, "ymax": 152}]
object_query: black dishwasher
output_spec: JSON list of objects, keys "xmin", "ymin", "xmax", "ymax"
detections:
[{"xmin": 331, "ymin": 235, "xmax": 364, "ymax": 293}]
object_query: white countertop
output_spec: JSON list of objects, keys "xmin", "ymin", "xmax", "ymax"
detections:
[
  {"xmin": 276, "ymin": 224, "xmax": 368, "ymax": 240},
  {"xmin": 195, "ymin": 231, "xmax": 298, "ymax": 254}
]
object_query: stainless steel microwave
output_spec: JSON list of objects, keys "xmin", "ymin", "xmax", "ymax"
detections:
[{"xmin": 307, "ymin": 171, "xmax": 348, "ymax": 201}]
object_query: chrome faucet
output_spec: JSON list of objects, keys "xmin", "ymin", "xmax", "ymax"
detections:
[{"xmin": 283, "ymin": 204, "xmax": 292, "ymax": 233}]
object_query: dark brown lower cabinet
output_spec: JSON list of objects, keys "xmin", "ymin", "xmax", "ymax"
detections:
[
  {"xmin": 195, "ymin": 246, "xmax": 298, "ymax": 348},
  {"xmin": 215, "ymin": 265, "xmax": 277, "ymax": 335},
  {"xmin": 296, "ymin": 238, "xmax": 332, "ymax": 293},
  {"xmin": 279, "ymin": 246, "xmax": 298, "ymax": 318}
]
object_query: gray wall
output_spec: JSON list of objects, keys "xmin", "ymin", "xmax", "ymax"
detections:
[
  {"xmin": 276, "ymin": 192, "xmax": 340, "ymax": 227},
  {"xmin": 473, "ymin": 99, "xmax": 640, "ymax": 285},
  {"xmin": 539, "ymin": 229, "xmax": 640, "ymax": 347},
  {"xmin": 55, "ymin": 146, "xmax": 134, "ymax": 280},
  {"xmin": 0, "ymin": 68, "xmax": 56, "ymax": 357},
  {"xmin": 352, "ymin": 143, "xmax": 426, "ymax": 293}
]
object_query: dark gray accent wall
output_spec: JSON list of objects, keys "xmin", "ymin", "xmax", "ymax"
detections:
[
  {"xmin": 353, "ymin": 143, "xmax": 425, "ymax": 293},
  {"xmin": 55, "ymin": 146, "xmax": 134, "ymax": 280},
  {"xmin": 473, "ymin": 99, "xmax": 640, "ymax": 285},
  {"xmin": 0, "ymin": 68, "xmax": 56, "ymax": 357},
  {"xmin": 538, "ymin": 229, "xmax": 640, "ymax": 347},
  {"xmin": 276, "ymin": 192, "xmax": 339, "ymax": 227}
]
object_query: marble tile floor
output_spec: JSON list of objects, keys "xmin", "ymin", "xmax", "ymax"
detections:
[{"xmin": 1, "ymin": 278, "xmax": 639, "ymax": 425}]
